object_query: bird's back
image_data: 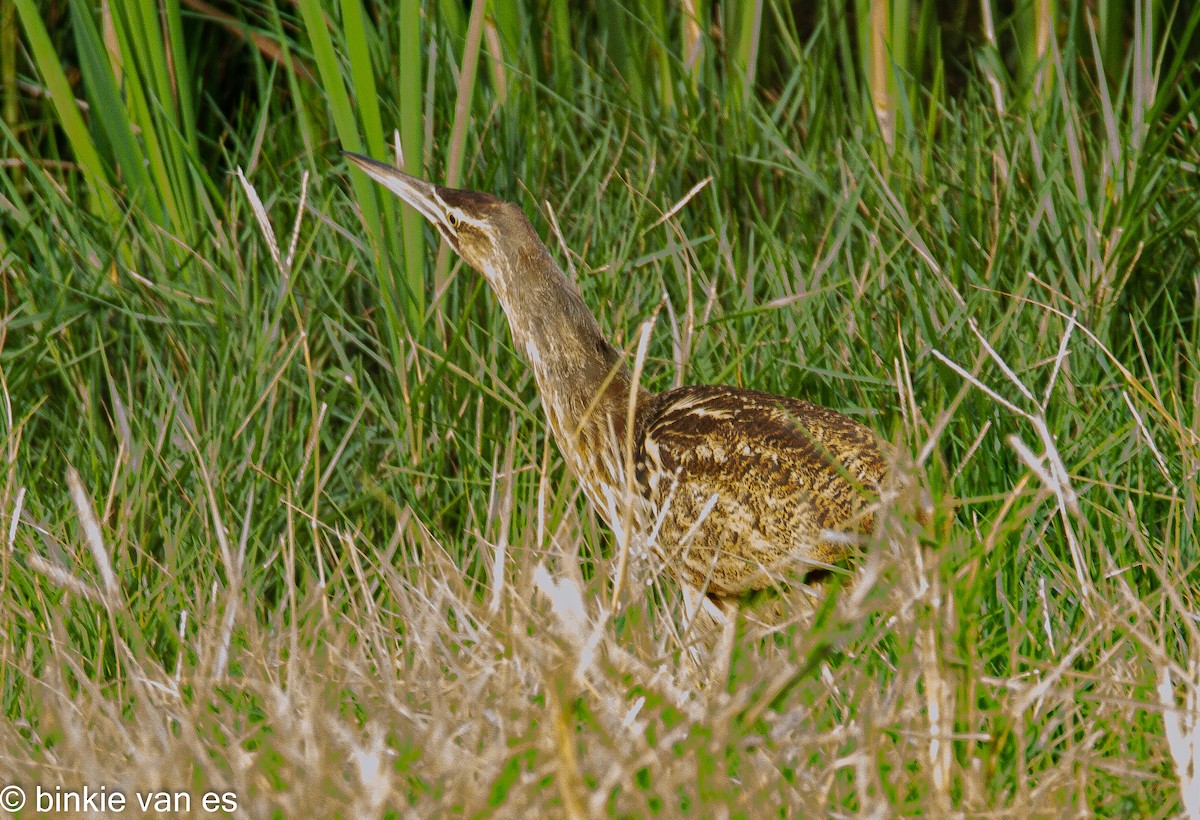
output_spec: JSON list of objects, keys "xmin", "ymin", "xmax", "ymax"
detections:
[{"xmin": 632, "ymin": 384, "xmax": 886, "ymax": 597}]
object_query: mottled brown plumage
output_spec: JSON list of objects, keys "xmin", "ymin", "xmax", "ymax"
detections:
[
  {"xmin": 635, "ymin": 385, "xmax": 884, "ymax": 596},
  {"xmin": 344, "ymin": 152, "xmax": 887, "ymax": 611}
]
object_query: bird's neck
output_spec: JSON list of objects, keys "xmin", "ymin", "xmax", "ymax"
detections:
[{"xmin": 488, "ymin": 242, "xmax": 648, "ymax": 507}]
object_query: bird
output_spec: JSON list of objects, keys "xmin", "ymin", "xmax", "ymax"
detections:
[{"xmin": 344, "ymin": 152, "xmax": 888, "ymax": 655}]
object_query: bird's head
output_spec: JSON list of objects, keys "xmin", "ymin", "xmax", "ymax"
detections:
[{"xmin": 344, "ymin": 152, "xmax": 527, "ymax": 279}]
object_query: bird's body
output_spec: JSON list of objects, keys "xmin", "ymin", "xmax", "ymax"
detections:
[
  {"xmin": 635, "ymin": 385, "xmax": 883, "ymax": 596},
  {"xmin": 345, "ymin": 153, "xmax": 887, "ymax": 609}
]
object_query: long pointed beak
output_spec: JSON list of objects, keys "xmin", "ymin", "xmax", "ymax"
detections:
[{"xmin": 343, "ymin": 152, "xmax": 448, "ymax": 232}]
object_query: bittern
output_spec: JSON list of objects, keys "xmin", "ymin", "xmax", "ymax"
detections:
[{"xmin": 345, "ymin": 153, "xmax": 887, "ymax": 640}]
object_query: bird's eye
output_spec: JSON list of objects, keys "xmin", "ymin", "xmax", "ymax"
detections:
[{"xmin": 447, "ymin": 212, "xmax": 461, "ymax": 229}]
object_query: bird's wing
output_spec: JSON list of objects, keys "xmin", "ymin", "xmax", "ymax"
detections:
[{"xmin": 633, "ymin": 384, "xmax": 886, "ymax": 596}]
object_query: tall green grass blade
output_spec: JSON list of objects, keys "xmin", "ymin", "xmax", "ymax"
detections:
[
  {"xmin": 437, "ymin": 0, "xmax": 467, "ymax": 40},
  {"xmin": 643, "ymin": 0, "xmax": 673, "ymax": 111},
  {"xmin": 922, "ymin": 26, "xmax": 944, "ymax": 178},
  {"xmin": 731, "ymin": 0, "xmax": 764, "ymax": 108},
  {"xmin": 890, "ymin": 0, "xmax": 909, "ymax": 90},
  {"xmin": 445, "ymin": 0, "xmax": 486, "ymax": 190},
  {"xmin": 68, "ymin": 0, "xmax": 150, "ymax": 202},
  {"xmin": 340, "ymin": 0, "xmax": 404, "ymax": 324},
  {"xmin": 1016, "ymin": 0, "xmax": 1056, "ymax": 109},
  {"xmin": 1097, "ymin": 0, "xmax": 1124, "ymax": 80},
  {"xmin": 296, "ymin": 0, "xmax": 414, "ymax": 346},
  {"xmin": 342, "ymin": 0, "xmax": 385, "ymax": 162},
  {"xmin": 397, "ymin": 0, "xmax": 427, "ymax": 326},
  {"xmin": 265, "ymin": 0, "xmax": 317, "ymax": 165},
  {"xmin": 160, "ymin": 0, "xmax": 198, "ymax": 155},
  {"xmin": 122, "ymin": 1, "xmax": 172, "ymax": 118},
  {"xmin": 547, "ymin": 0, "xmax": 573, "ymax": 97},
  {"xmin": 596, "ymin": 0, "xmax": 646, "ymax": 107},
  {"xmin": 435, "ymin": 0, "xmax": 487, "ymax": 291},
  {"xmin": 100, "ymin": 0, "xmax": 195, "ymax": 236},
  {"xmin": 13, "ymin": 0, "xmax": 119, "ymax": 223}
]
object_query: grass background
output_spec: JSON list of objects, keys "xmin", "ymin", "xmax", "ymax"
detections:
[{"xmin": 2, "ymin": 0, "xmax": 1200, "ymax": 815}]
